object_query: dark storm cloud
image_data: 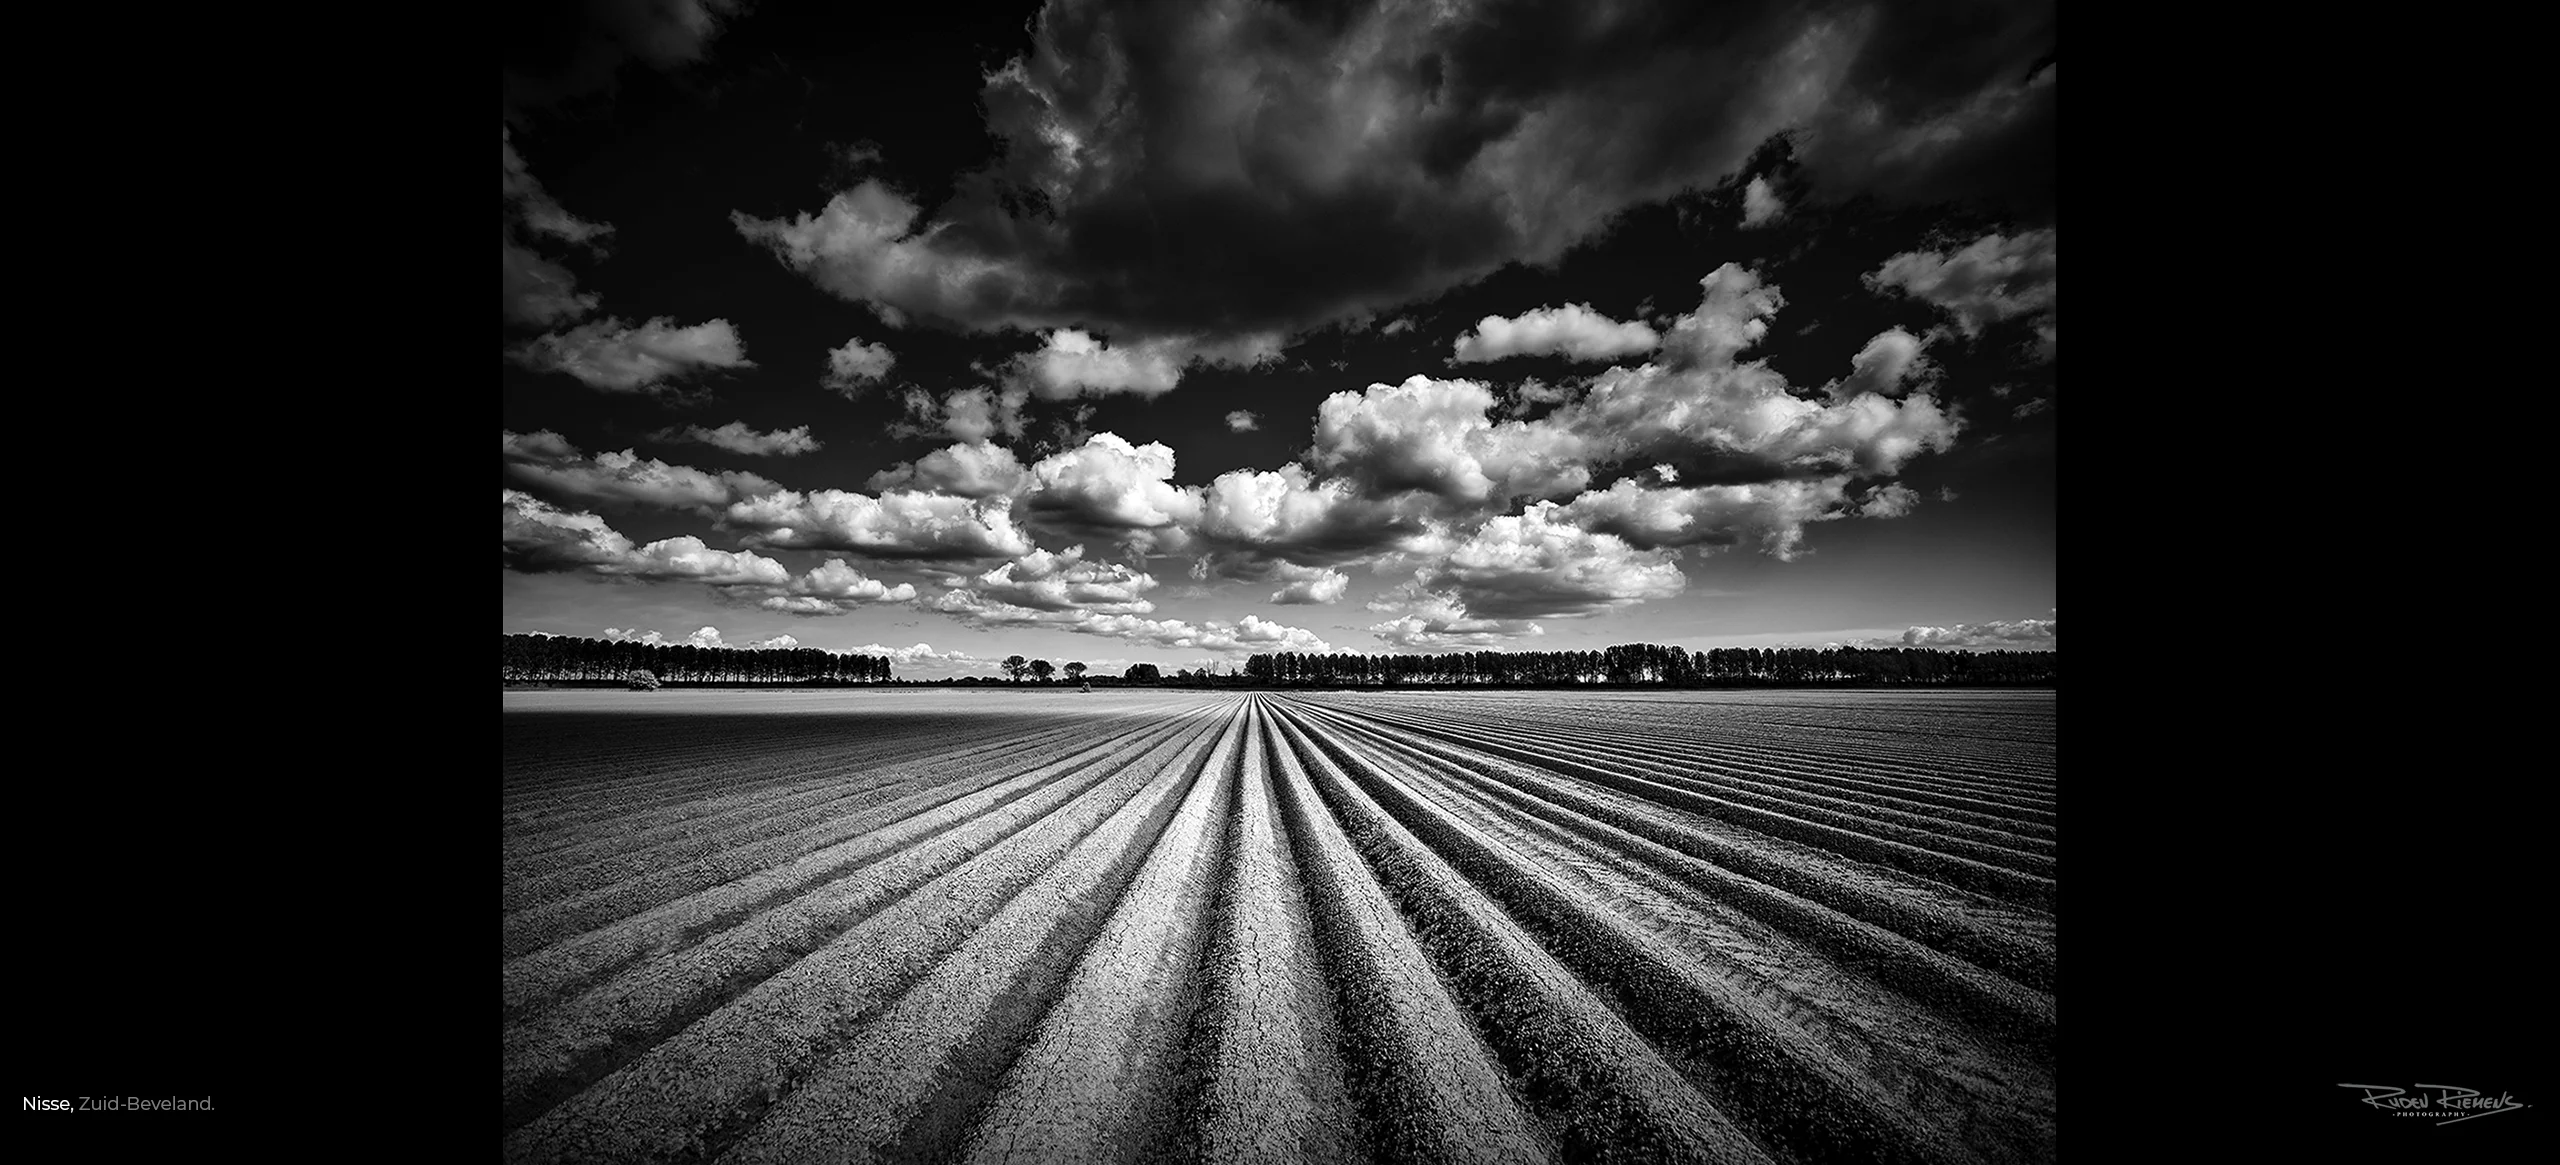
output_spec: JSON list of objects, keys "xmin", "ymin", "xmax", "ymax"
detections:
[
  {"xmin": 503, "ymin": 232, "xmax": 600, "ymax": 327},
  {"xmin": 503, "ymin": 127, "xmax": 614, "ymax": 326},
  {"xmin": 736, "ymin": 0, "xmax": 2058, "ymax": 354},
  {"xmin": 501, "ymin": 0, "xmax": 751, "ymax": 112}
]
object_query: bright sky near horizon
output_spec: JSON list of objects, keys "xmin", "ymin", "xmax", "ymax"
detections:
[{"xmin": 502, "ymin": 0, "xmax": 2056, "ymax": 679}]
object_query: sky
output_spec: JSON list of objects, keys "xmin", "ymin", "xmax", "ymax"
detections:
[{"xmin": 501, "ymin": 0, "xmax": 2057, "ymax": 680}]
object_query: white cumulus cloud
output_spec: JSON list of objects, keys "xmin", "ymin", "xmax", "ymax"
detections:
[
  {"xmin": 822, "ymin": 336, "xmax": 897, "ymax": 396},
  {"xmin": 503, "ymin": 491, "xmax": 789, "ymax": 590},
  {"xmin": 865, "ymin": 441, "xmax": 1029, "ymax": 499},
  {"xmin": 503, "ymin": 431, "xmax": 780, "ymax": 514},
  {"xmin": 1022, "ymin": 432, "xmax": 1203, "ymax": 546},
  {"xmin": 1867, "ymin": 228, "xmax": 2057, "ymax": 357},
  {"xmin": 1896, "ymin": 616, "xmax": 2056, "ymax": 649},
  {"xmin": 651, "ymin": 421, "xmax": 822, "ymax": 457},
  {"xmin": 722, "ymin": 488, "xmax": 1035, "ymax": 561},
  {"xmin": 1556, "ymin": 477, "xmax": 1854, "ymax": 560},
  {"xmin": 1265, "ymin": 563, "xmax": 1350, "ymax": 605},
  {"xmin": 1312, "ymin": 375, "xmax": 1592, "ymax": 505},
  {"xmin": 1451, "ymin": 303, "xmax": 1661, "ymax": 363},
  {"xmin": 968, "ymin": 545, "xmax": 1159, "ymax": 614},
  {"xmin": 1740, "ymin": 175, "xmax": 1786, "ymax": 228},
  {"xmin": 509, "ymin": 316, "xmax": 753, "ymax": 393},
  {"xmin": 1406, "ymin": 502, "xmax": 1685, "ymax": 621}
]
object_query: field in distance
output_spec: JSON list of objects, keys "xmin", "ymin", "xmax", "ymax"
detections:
[{"xmin": 502, "ymin": 688, "xmax": 2057, "ymax": 1165}]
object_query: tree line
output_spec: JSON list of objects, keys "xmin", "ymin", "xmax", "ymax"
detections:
[
  {"xmin": 501, "ymin": 634, "xmax": 891, "ymax": 685},
  {"xmin": 1241, "ymin": 644, "xmax": 2055, "ymax": 686},
  {"xmin": 992, "ymin": 657, "xmax": 1167, "ymax": 684},
  {"xmin": 503, "ymin": 634, "xmax": 2052, "ymax": 690}
]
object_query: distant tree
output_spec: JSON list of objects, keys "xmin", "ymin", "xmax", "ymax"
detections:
[
  {"xmin": 1003, "ymin": 654, "xmax": 1029, "ymax": 684},
  {"xmin": 1030, "ymin": 659, "xmax": 1056, "ymax": 683},
  {"xmin": 1064, "ymin": 661, "xmax": 1087, "ymax": 682},
  {"xmin": 1124, "ymin": 662, "xmax": 1162, "ymax": 683}
]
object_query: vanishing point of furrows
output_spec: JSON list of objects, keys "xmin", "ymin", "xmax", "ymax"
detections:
[{"xmin": 503, "ymin": 687, "xmax": 2056, "ymax": 1164}]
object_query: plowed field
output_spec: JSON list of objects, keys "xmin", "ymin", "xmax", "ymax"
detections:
[{"xmin": 502, "ymin": 688, "xmax": 2057, "ymax": 1164}]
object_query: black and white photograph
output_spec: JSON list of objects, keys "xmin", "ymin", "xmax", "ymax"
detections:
[{"xmin": 501, "ymin": 1, "xmax": 2062, "ymax": 1161}]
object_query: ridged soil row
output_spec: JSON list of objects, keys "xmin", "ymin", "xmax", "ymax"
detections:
[
  {"xmin": 943, "ymin": 698, "xmax": 1252, "ymax": 1165},
  {"xmin": 1460, "ymin": 686, "xmax": 2054, "ymax": 734},
  {"xmin": 1278, "ymin": 706, "xmax": 2055, "ymax": 1163},
  {"xmin": 708, "ymin": 701, "xmax": 1252, "ymax": 1165},
  {"xmin": 1620, "ymin": 742, "xmax": 2057, "ymax": 829},
  {"xmin": 500, "ymin": 715, "xmax": 1164, "ymax": 956},
  {"xmin": 1300, "ymin": 701, "xmax": 2058, "ymax": 957},
  {"xmin": 506, "ymin": 768, "xmax": 928, "ymax": 921},
  {"xmin": 505, "ymin": 767, "xmax": 917, "ymax": 892},
  {"xmin": 1537, "ymin": 703, "xmax": 2059, "ymax": 792},
  {"xmin": 499, "ymin": 714, "xmax": 1000, "ymax": 806},
  {"xmin": 500, "ymin": 707, "xmax": 1231, "ymax": 1143},
  {"xmin": 1264, "ymin": 703, "xmax": 1775, "ymax": 1165},
  {"xmin": 1621, "ymin": 688, "xmax": 2058, "ymax": 727},
  {"xmin": 1414, "ymin": 717, "xmax": 2059, "ymax": 824},
  {"xmin": 1378, "ymin": 709, "xmax": 2059, "ymax": 839},
  {"xmin": 1364, "ymin": 694, "xmax": 2059, "ymax": 792},
  {"xmin": 495, "ymin": 703, "xmax": 1143, "ymax": 817},
  {"xmin": 1438, "ymin": 723, "xmax": 2057, "ymax": 858},
  {"xmin": 1332, "ymin": 704, "xmax": 2058, "ymax": 880},
  {"xmin": 499, "ymin": 714, "xmax": 1090, "ymax": 839},
  {"xmin": 1612, "ymin": 728, "xmax": 2059, "ymax": 806},
  {"xmin": 1263, "ymin": 702, "xmax": 1554, "ymax": 1165},
  {"xmin": 501, "ymin": 746, "xmax": 941, "ymax": 854},
  {"xmin": 500, "ymin": 703, "xmax": 1207, "ymax": 861},
  {"xmin": 500, "ymin": 721, "xmax": 750, "ymax": 787},
  {"xmin": 1269, "ymin": 699, "xmax": 1975, "ymax": 1165},
  {"xmin": 502, "ymin": 714, "xmax": 1112, "ymax": 881},
  {"xmin": 1308, "ymin": 702, "xmax": 2055, "ymax": 910},
  {"xmin": 500, "ymin": 706, "xmax": 1212, "ymax": 1027},
  {"xmin": 1282, "ymin": 700, "xmax": 2056, "ymax": 997},
  {"xmin": 1660, "ymin": 701, "xmax": 2052, "ymax": 738},
  {"xmin": 497, "ymin": 714, "xmax": 900, "ymax": 785},
  {"xmin": 1609, "ymin": 740, "xmax": 2057, "ymax": 812},
  {"xmin": 1175, "ymin": 701, "xmax": 1372, "ymax": 1165}
]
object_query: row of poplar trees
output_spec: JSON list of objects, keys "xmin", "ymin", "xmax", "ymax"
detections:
[
  {"xmin": 1243, "ymin": 644, "xmax": 2055, "ymax": 686},
  {"xmin": 501, "ymin": 634, "xmax": 891, "ymax": 684}
]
